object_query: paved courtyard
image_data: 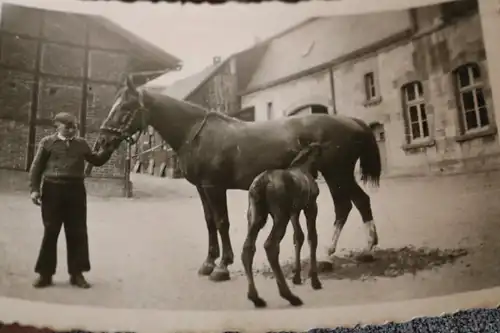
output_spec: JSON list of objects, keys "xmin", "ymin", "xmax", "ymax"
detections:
[{"xmin": 1, "ymin": 171, "xmax": 500, "ymax": 311}]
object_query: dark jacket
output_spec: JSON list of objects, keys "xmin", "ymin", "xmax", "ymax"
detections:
[{"xmin": 29, "ymin": 133, "xmax": 113, "ymax": 193}]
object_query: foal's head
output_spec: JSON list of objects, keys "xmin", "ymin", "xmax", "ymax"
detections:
[
  {"xmin": 289, "ymin": 143, "xmax": 323, "ymax": 177},
  {"xmin": 96, "ymin": 76, "xmax": 149, "ymax": 152}
]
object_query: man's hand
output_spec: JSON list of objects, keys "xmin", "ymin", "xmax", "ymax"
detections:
[{"xmin": 30, "ymin": 191, "xmax": 41, "ymax": 206}]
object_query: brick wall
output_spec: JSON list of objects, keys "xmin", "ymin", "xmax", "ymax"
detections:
[
  {"xmin": 0, "ymin": 4, "xmax": 168, "ymax": 196},
  {"xmin": 0, "ymin": 168, "xmax": 127, "ymax": 197},
  {"xmin": 189, "ymin": 60, "xmax": 240, "ymax": 116},
  {"xmin": 0, "ymin": 120, "xmax": 29, "ymax": 170},
  {"xmin": 85, "ymin": 131, "xmax": 126, "ymax": 178}
]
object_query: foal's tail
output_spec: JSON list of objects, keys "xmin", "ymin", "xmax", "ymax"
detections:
[
  {"xmin": 247, "ymin": 173, "xmax": 269, "ymax": 225},
  {"xmin": 352, "ymin": 118, "xmax": 382, "ymax": 187}
]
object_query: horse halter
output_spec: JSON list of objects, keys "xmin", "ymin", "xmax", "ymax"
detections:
[{"xmin": 100, "ymin": 89, "xmax": 149, "ymax": 145}]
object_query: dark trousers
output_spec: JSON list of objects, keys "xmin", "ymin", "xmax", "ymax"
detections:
[{"xmin": 35, "ymin": 180, "xmax": 90, "ymax": 276}]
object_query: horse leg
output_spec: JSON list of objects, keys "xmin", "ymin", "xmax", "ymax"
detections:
[
  {"xmin": 290, "ymin": 213, "xmax": 304, "ymax": 285},
  {"xmin": 204, "ymin": 188, "xmax": 234, "ymax": 282},
  {"xmin": 196, "ymin": 186, "xmax": 219, "ymax": 276},
  {"xmin": 265, "ymin": 213, "xmax": 303, "ymax": 307},
  {"xmin": 304, "ymin": 201, "xmax": 322, "ymax": 290},
  {"xmin": 350, "ymin": 180, "xmax": 379, "ymax": 253},
  {"xmin": 323, "ymin": 175, "xmax": 353, "ymax": 256},
  {"xmin": 241, "ymin": 196, "xmax": 268, "ymax": 308}
]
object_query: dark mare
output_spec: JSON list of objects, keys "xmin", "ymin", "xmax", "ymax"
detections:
[
  {"xmin": 242, "ymin": 142, "xmax": 323, "ymax": 308},
  {"xmin": 90, "ymin": 77, "xmax": 381, "ymax": 282}
]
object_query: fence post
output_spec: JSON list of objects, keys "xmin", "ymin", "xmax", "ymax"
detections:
[{"xmin": 124, "ymin": 142, "xmax": 133, "ymax": 198}]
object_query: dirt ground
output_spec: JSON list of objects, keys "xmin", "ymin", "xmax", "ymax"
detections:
[{"xmin": 1, "ymin": 171, "xmax": 500, "ymax": 311}]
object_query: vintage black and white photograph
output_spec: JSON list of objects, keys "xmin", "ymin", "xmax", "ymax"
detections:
[{"xmin": 0, "ymin": 0, "xmax": 500, "ymax": 326}]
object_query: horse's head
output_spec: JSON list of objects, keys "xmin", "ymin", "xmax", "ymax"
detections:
[
  {"xmin": 290, "ymin": 143, "xmax": 323, "ymax": 167},
  {"xmin": 289, "ymin": 142, "xmax": 325, "ymax": 179},
  {"xmin": 96, "ymin": 76, "xmax": 149, "ymax": 152}
]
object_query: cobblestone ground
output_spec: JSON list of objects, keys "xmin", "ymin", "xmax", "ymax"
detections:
[{"xmin": 1, "ymin": 171, "xmax": 500, "ymax": 311}]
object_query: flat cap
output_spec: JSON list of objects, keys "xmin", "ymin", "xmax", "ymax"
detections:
[{"xmin": 53, "ymin": 112, "xmax": 77, "ymax": 125}]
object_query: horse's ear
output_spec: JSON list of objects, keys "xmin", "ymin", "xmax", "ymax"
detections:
[{"xmin": 125, "ymin": 75, "xmax": 138, "ymax": 95}]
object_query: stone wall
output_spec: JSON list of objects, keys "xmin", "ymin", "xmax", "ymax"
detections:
[
  {"xmin": 334, "ymin": 8, "xmax": 498, "ymax": 176},
  {"xmin": 241, "ymin": 69, "xmax": 334, "ymax": 121},
  {"xmin": 240, "ymin": 1, "xmax": 499, "ymax": 177}
]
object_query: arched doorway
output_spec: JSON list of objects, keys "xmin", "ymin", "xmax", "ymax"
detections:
[{"xmin": 289, "ymin": 104, "xmax": 329, "ymax": 116}]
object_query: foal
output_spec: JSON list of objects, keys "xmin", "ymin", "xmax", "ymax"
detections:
[{"xmin": 241, "ymin": 143, "xmax": 323, "ymax": 308}]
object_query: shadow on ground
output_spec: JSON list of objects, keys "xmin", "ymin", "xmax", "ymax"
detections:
[{"xmin": 235, "ymin": 246, "xmax": 470, "ymax": 282}]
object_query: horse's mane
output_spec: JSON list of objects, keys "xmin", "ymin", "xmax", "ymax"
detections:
[{"xmin": 142, "ymin": 87, "xmax": 242, "ymax": 124}]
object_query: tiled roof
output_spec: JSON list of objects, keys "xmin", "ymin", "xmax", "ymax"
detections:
[
  {"xmin": 89, "ymin": 15, "xmax": 182, "ymax": 70},
  {"xmin": 2, "ymin": 3, "xmax": 182, "ymax": 71},
  {"xmin": 146, "ymin": 18, "xmax": 321, "ymax": 96},
  {"xmin": 156, "ymin": 61, "xmax": 226, "ymax": 100},
  {"xmin": 243, "ymin": 10, "xmax": 413, "ymax": 93}
]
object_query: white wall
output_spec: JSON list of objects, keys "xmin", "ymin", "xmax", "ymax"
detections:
[
  {"xmin": 241, "ymin": 69, "xmax": 333, "ymax": 121},
  {"xmin": 479, "ymin": 0, "xmax": 500, "ymax": 141}
]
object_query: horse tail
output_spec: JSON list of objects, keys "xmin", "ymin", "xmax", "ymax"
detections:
[
  {"xmin": 247, "ymin": 172, "xmax": 269, "ymax": 224},
  {"xmin": 351, "ymin": 118, "xmax": 382, "ymax": 187}
]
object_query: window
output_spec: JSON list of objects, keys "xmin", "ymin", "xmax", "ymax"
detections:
[
  {"xmin": 402, "ymin": 81, "xmax": 429, "ymax": 142},
  {"xmin": 364, "ymin": 72, "xmax": 378, "ymax": 101},
  {"xmin": 455, "ymin": 63, "xmax": 489, "ymax": 133},
  {"xmin": 266, "ymin": 102, "xmax": 273, "ymax": 120}
]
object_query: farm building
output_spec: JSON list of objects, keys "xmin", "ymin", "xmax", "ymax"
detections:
[
  {"xmin": 238, "ymin": 0, "xmax": 500, "ymax": 177},
  {"xmin": 0, "ymin": 3, "xmax": 182, "ymax": 196},
  {"xmin": 124, "ymin": 0, "xmax": 500, "ymax": 180}
]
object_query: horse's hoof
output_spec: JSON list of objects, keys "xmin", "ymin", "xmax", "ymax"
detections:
[
  {"xmin": 288, "ymin": 295, "xmax": 304, "ymax": 307},
  {"xmin": 311, "ymin": 279, "xmax": 322, "ymax": 290},
  {"xmin": 292, "ymin": 275, "xmax": 302, "ymax": 285},
  {"xmin": 198, "ymin": 262, "xmax": 215, "ymax": 276},
  {"xmin": 252, "ymin": 297, "xmax": 267, "ymax": 308},
  {"xmin": 209, "ymin": 267, "xmax": 230, "ymax": 282}
]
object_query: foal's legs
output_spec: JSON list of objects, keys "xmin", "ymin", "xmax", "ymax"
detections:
[
  {"xmin": 290, "ymin": 213, "xmax": 304, "ymax": 285},
  {"xmin": 304, "ymin": 201, "xmax": 322, "ymax": 290},
  {"xmin": 242, "ymin": 197, "xmax": 268, "ymax": 308},
  {"xmin": 350, "ymin": 181, "xmax": 379, "ymax": 252},
  {"xmin": 196, "ymin": 186, "xmax": 219, "ymax": 276},
  {"xmin": 265, "ymin": 213, "xmax": 303, "ymax": 307},
  {"xmin": 204, "ymin": 188, "xmax": 234, "ymax": 282},
  {"xmin": 323, "ymin": 175, "xmax": 353, "ymax": 256}
]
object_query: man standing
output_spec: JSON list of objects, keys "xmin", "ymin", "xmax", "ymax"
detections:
[{"xmin": 29, "ymin": 112, "xmax": 113, "ymax": 289}]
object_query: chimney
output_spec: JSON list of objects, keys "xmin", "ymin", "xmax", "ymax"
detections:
[{"xmin": 213, "ymin": 56, "xmax": 221, "ymax": 65}]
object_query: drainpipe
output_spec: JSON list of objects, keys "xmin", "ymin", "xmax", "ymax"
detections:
[{"xmin": 328, "ymin": 67, "xmax": 337, "ymax": 114}]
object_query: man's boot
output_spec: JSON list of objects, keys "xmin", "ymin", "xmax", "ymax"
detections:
[
  {"xmin": 70, "ymin": 274, "xmax": 91, "ymax": 289},
  {"xmin": 33, "ymin": 275, "xmax": 53, "ymax": 288}
]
